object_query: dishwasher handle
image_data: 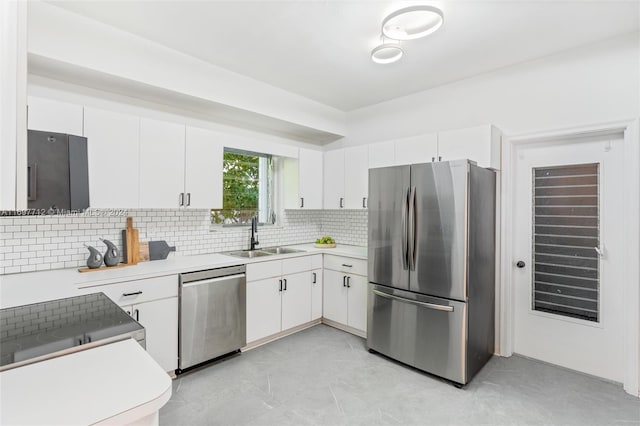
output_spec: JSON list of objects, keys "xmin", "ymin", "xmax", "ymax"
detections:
[{"xmin": 181, "ymin": 273, "xmax": 246, "ymax": 288}]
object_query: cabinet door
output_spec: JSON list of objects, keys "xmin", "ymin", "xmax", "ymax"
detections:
[
  {"xmin": 27, "ymin": 96, "xmax": 83, "ymax": 135},
  {"xmin": 344, "ymin": 145, "xmax": 369, "ymax": 209},
  {"xmin": 184, "ymin": 126, "xmax": 223, "ymax": 209},
  {"xmin": 311, "ymin": 268, "xmax": 323, "ymax": 321},
  {"xmin": 369, "ymin": 141, "xmax": 395, "ymax": 169},
  {"xmin": 139, "ymin": 118, "xmax": 185, "ymax": 208},
  {"xmin": 347, "ymin": 274, "xmax": 368, "ymax": 333},
  {"xmin": 323, "ymin": 149, "xmax": 345, "ymax": 209},
  {"xmin": 299, "ymin": 148, "xmax": 323, "ymax": 209},
  {"xmin": 83, "ymin": 108, "xmax": 140, "ymax": 208},
  {"xmin": 134, "ymin": 297, "xmax": 178, "ymax": 372},
  {"xmin": 395, "ymin": 133, "xmax": 437, "ymax": 165},
  {"xmin": 246, "ymin": 278, "xmax": 282, "ymax": 342},
  {"xmin": 281, "ymin": 272, "xmax": 312, "ymax": 330},
  {"xmin": 437, "ymin": 125, "xmax": 500, "ymax": 169},
  {"xmin": 322, "ymin": 269, "xmax": 348, "ymax": 325}
]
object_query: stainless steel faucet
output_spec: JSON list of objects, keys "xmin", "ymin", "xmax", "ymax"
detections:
[{"xmin": 250, "ymin": 215, "xmax": 259, "ymax": 250}]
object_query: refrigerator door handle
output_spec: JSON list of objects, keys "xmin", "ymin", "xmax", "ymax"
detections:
[
  {"xmin": 372, "ymin": 290, "xmax": 454, "ymax": 312},
  {"xmin": 401, "ymin": 187, "xmax": 409, "ymax": 270},
  {"xmin": 408, "ymin": 186, "xmax": 417, "ymax": 271}
]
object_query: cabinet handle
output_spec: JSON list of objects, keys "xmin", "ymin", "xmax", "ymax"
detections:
[
  {"xmin": 123, "ymin": 291, "xmax": 143, "ymax": 297},
  {"xmin": 300, "ymin": 197, "xmax": 304, "ymax": 208},
  {"xmin": 432, "ymin": 157, "xmax": 436, "ymax": 162},
  {"xmin": 135, "ymin": 309, "xmax": 139, "ymax": 322},
  {"xmin": 362, "ymin": 197, "xmax": 367, "ymax": 209},
  {"xmin": 438, "ymin": 156, "xmax": 442, "ymax": 162},
  {"xmin": 339, "ymin": 197, "xmax": 344, "ymax": 208},
  {"xmin": 342, "ymin": 264, "xmax": 352, "ymax": 268},
  {"xmin": 312, "ymin": 272, "xmax": 316, "ymax": 284},
  {"xmin": 283, "ymin": 279, "xmax": 287, "ymax": 291},
  {"xmin": 347, "ymin": 276, "xmax": 351, "ymax": 288},
  {"xmin": 179, "ymin": 192, "xmax": 184, "ymax": 206},
  {"xmin": 279, "ymin": 279, "xmax": 283, "ymax": 292},
  {"xmin": 343, "ymin": 276, "xmax": 346, "ymax": 287},
  {"xmin": 77, "ymin": 338, "xmax": 83, "ymax": 346},
  {"xmin": 186, "ymin": 192, "xmax": 191, "ymax": 207}
]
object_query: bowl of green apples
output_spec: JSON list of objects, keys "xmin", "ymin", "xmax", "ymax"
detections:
[{"xmin": 314, "ymin": 236, "xmax": 336, "ymax": 248}]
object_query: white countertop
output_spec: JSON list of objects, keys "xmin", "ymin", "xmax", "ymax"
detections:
[
  {"xmin": 0, "ymin": 243, "xmax": 366, "ymax": 308},
  {"xmin": 0, "ymin": 338, "xmax": 171, "ymax": 425}
]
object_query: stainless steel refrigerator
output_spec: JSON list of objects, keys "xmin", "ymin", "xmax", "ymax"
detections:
[{"xmin": 367, "ymin": 159, "xmax": 496, "ymax": 386}]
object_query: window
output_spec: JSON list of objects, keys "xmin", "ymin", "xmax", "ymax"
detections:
[
  {"xmin": 211, "ymin": 149, "xmax": 273, "ymax": 225},
  {"xmin": 532, "ymin": 163, "xmax": 599, "ymax": 322}
]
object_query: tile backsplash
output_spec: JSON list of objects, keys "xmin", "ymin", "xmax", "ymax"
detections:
[{"xmin": 0, "ymin": 209, "xmax": 367, "ymax": 275}]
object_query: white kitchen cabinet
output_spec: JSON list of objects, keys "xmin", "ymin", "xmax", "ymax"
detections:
[
  {"xmin": 323, "ymin": 149, "xmax": 345, "ymax": 209},
  {"xmin": 245, "ymin": 257, "xmax": 315, "ymax": 344},
  {"xmin": 311, "ymin": 268, "xmax": 323, "ymax": 321},
  {"xmin": 344, "ymin": 145, "xmax": 369, "ymax": 209},
  {"xmin": 322, "ymin": 269, "xmax": 349, "ymax": 325},
  {"xmin": 437, "ymin": 124, "xmax": 501, "ymax": 170},
  {"xmin": 246, "ymin": 277, "xmax": 282, "ymax": 343},
  {"xmin": 139, "ymin": 118, "xmax": 186, "ymax": 208},
  {"xmin": 394, "ymin": 133, "xmax": 438, "ymax": 165},
  {"xmin": 27, "ymin": 96, "xmax": 83, "ymax": 135},
  {"xmin": 368, "ymin": 141, "xmax": 396, "ymax": 169},
  {"xmin": 184, "ymin": 126, "xmax": 223, "ymax": 209},
  {"xmin": 83, "ymin": 107, "xmax": 140, "ymax": 208},
  {"xmin": 283, "ymin": 148, "xmax": 323, "ymax": 209},
  {"xmin": 323, "ymin": 256, "xmax": 368, "ymax": 335},
  {"xmin": 121, "ymin": 297, "xmax": 178, "ymax": 373},
  {"xmin": 281, "ymin": 271, "xmax": 312, "ymax": 330}
]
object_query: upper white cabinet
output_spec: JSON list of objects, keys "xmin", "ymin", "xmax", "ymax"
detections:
[
  {"xmin": 139, "ymin": 118, "xmax": 186, "ymax": 208},
  {"xmin": 184, "ymin": 126, "xmax": 223, "ymax": 209},
  {"xmin": 284, "ymin": 148, "xmax": 323, "ymax": 209},
  {"xmin": 323, "ymin": 149, "xmax": 345, "ymax": 209},
  {"xmin": 394, "ymin": 133, "xmax": 438, "ymax": 165},
  {"xmin": 83, "ymin": 107, "xmax": 140, "ymax": 208},
  {"xmin": 437, "ymin": 124, "xmax": 501, "ymax": 169},
  {"xmin": 27, "ymin": 96, "xmax": 83, "ymax": 135},
  {"xmin": 368, "ymin": 141, "xmax": 395, "ymax": 169},
  {"xmin": 344, "ymin": 145, "xmax": 369, "ymax": 209}
]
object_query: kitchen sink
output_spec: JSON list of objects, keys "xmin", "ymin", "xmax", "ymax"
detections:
[
  {"xmin": 261, "ymin": 247, "xmax": 305, "ymax": 255},
  {"xmin": 224, "ymin": 250, "xmax": 273, "ymax": 258}
]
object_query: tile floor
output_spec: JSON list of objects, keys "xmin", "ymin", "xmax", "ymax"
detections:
[{"xmin": 160, "ymin": 325, "xmax": 640, "ymax": 425}]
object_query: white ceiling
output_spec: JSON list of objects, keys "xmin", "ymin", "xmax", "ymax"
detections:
[{"xmin": 45, "ymin": 1, "xmax": 639, "ymax": 111}]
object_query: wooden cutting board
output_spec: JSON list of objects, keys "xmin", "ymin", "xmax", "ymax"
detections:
[
  {"xmin": 139, "ymin": 242, "xmax": 150, "ymax": 262},
  {"xmin": 122, "ymin": 217, "xmax": 140, "ymax": 265}
]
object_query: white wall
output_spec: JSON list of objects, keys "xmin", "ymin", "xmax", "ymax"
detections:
[
  {"xmin": 339, "ymin": 33, "xmax": 639, "ymax": 148},
  {"xmin": 27, "ymin": 1, "xmax": 346, "ymax": 138}
]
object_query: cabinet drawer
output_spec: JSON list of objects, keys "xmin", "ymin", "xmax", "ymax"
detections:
[
  {"xmin": 310, "ymin": 254, "xmax": 323, "ymax": 270},
  {"xmin": 247, "ymin": 260, "xmax": 282, "ymax": 282},
  {"xmin": 324, "ymin": 255, "xmax": 367, "ymax": 276},
  {"xmin": 85, "ymin": 275, "xmax": 178, "ymax": 306},
  {"xmin": 282, "ymin": 256, "xmax": 312, "ymax": 275}
]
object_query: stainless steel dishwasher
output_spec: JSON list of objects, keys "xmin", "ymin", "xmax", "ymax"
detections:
[{"xmin": 178, "ymin": 265, "xmax": 246, "ymax": 373}]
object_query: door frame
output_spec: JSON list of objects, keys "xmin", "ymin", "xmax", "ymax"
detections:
[{"xmin": 498, "ymin": 119, "xmax": 640, "ymax": 397}]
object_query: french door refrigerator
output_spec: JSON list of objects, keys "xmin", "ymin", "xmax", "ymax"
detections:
[{"xmin": 367, "ymin": 159, "xmax": 496, "ymax": 386}]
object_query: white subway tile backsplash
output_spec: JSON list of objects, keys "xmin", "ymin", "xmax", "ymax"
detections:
[{"xmin": 0, "ymin": 208, "xmax": 368, "ymax": 274}]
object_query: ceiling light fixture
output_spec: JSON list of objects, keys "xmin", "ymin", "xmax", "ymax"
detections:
[
  {"xmin": 371, "ymin": 38, "xmax": 404, "ymax": 64},
  {"xmin": 381, "ymin": 5, "xmax": 444, "ymax": 41}
]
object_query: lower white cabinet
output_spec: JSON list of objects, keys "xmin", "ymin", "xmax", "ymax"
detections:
[
  {"xmin": 246, "ymin": 257, "xmax": 317, "ymax": 343},
  {"xmin": 121, "ymin": 297, "xmax": 178, "ymax": 373},
  {"xmin": 323, "ymin": 259, "xmax": 367, "ymax": 334}
]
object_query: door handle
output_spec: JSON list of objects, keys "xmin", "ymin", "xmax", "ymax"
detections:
[
  {"xmin": 27, "ymin": 163, "xmax": 37, "ymax": 201},
  {"xmin": 372, "ymin": 290, "xmax": 454, "ymax": 312},
  {"xmin": 408, "ymin": 186, "xmax": 417, "ymax": 271},
  {"xmin": 401, "ymin": 187, "xmax": 409, "ymax": 270},
  {"xmin": 312, "ymin": 272, "xmax": 316, "ymax": 284},
  {"xmin": 516, "ymin": 261, "xmax": 526, "ymax": 268}
]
